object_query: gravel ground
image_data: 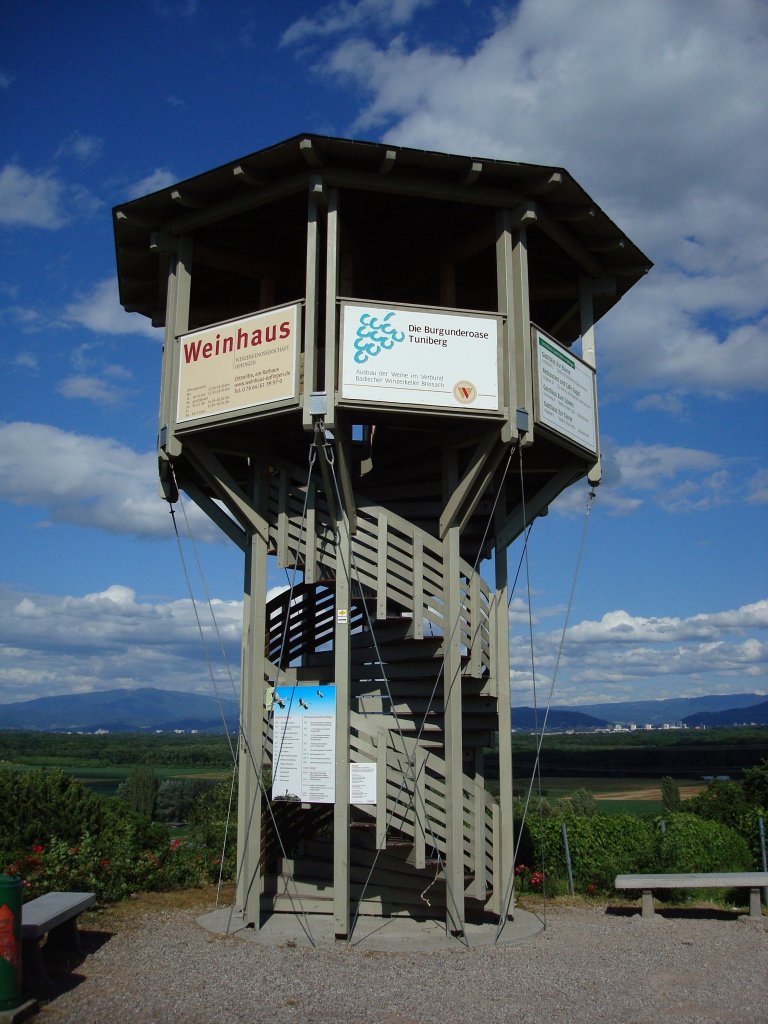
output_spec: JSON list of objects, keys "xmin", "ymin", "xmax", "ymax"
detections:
[{"xmin": 30, "ymin": 898, "xmax": 768, "ymax": 1024}]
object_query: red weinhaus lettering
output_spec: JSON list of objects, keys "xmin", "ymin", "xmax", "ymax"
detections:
[{"xmin": 183, "ymin": 320, "xmax": 292, "ymax": 364}]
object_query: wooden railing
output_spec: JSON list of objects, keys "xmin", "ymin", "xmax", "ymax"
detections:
[{"xmin": 265, "ymin": 459, "xmax": 493, "ymax": 678}]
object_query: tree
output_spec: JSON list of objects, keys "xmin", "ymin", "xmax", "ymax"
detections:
[
  {"xmin": 661, "ymin": 776, "xmax": 681, "ymax": 812},
  {"xmin": 561, "ymin": 788, "xmax": 598, "ymax": 817},
  {"xmin": 742, "ymin": 759, "xmax": 768, "ymax": 809},
  {"xmin": 686, "ymin": 779, "xmax": 750, "ymax": 829},
  {"xmin": 118, "ymin": 765, "xmax": 158, "ymax": 818},
  {"xmin": 154, "ymin": 778, "xmax": 214, "ymax": 822}
]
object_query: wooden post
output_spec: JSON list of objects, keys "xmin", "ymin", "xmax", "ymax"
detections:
[
  {"xmin": 495, "ymin": 498, "xmax": 515, "ymax": 918},
  {"xmin": 331, "ymin": 434, "xmax": 352, "ymax": 938},
  {"xmin": 443, "ymin": 449, "xmax": 465, "ymax": 935},
  {"xmin": 236, "ymin": 459, "xmax": 270, "ymax": 927}
]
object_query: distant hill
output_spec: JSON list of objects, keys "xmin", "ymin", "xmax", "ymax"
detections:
[
  {"xmin": 553, "ymin": 693, "xmax": 766, "ymax": 726},
  {"xmin": 682, "ymin": 700, "xmax": 768, "ymax": 728},
  {"xmin": 0, "ymin": 687, "xmax": 239, "ymax": 733},
  {"xmin": 1, "ymin": 686, "xmax": 765, "ymax": 734},
  {"xmin": 511, "ymin": 707, "xmax": 607, "ymax": 731}
]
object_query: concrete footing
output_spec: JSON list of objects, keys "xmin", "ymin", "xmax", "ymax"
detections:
[{"xmin": 198, "ymin": 907, "xmax": 544, "ymax": 951}]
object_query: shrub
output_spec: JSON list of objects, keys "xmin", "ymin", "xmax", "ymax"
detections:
[
  {"xmin": 660, "ymin": 812, "xmax": 753, "ymax": 874},
  {"xmin": 0, "ymin": 768, "xmax": 221, "ymax": 903},
  {"xmin": 560, "ymin": 788, "xmax": 598, "ymax": 817},
  {"xmin": 524, "ymin": 813, "xmax": 658, "ymax": 895},
  {"xmin": 187, "ymin": 777, "xmax": 238, "ymax": 882},
  {"xmin": 685, "ymin": 780, "xmax": 750, "ymax": 829},
  {"xmin": 743, "ymin": 759, "xmax": 768, "ymax": 809}
]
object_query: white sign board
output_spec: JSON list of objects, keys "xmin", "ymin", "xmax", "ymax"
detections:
[
  {"xmin": 349, "ymin": 762, "xmax": 377, "ymax": 805},
  {"xmin": 533, "ymin": 327, "xmax": 597, "ymax": 454},
  {"xmin": 340, "ymin": 303, "xmax": 500, "ymax": 412},
  {"xmin": 272, "ymin": 685, "xmax": 335, "ymax": 804},
  {"xmin": 176, "ymin": 303, "xmax": 300, "ymax": 425}
]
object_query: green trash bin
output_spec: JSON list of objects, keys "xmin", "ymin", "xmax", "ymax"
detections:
[{"xmin": 0, "ymin": 874, "xmax": 22, "ymax": 1010}]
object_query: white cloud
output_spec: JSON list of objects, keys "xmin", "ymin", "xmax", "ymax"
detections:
[
  {"xmin": 565, "ymin": 601, "xmax": 768, "ymax": 645},
  {"xmin": 552, "ymin": 439, "xmax": 752, "ymax": 516},
  {"xmin": 288, "ymin": 0, "xmax": 768, "ymax": 398},
  {"xmin": 55, "ymin": 131, "xmax": 104, "ymax": 164},
  {"xmin": 509, "ymin": 599, "xmax": 768, "ymax": 704},
  {"xmin": 0, "ymin": 164, "xmax": 68, "ymax": 229},
  {"xmin": 127, "ymin": 169, "xmax": 177, "ymax": 199},
  {"xmin": 12, "ymin": 351, "xmax": 38, "ymax": 371},
  {"xmin": 282, "ymin": 0, "xmax": 432, "ymax": 45},
  {"xmin": 0, "ymin": 583, "xmax": 241, "ymax": 702},
  {"xmin": 57, "ymin": 374, "xmax": 129, "ymax": 406},
  {"xmin": 62, "ymin": 277, "xmax": 157, "ymax": 337},
  {"xmin": 0, "ymin": 422, "xmax": 220, "ymax": 541}
]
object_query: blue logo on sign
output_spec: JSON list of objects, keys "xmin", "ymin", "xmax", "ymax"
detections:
[{"xmin": 353, "ymin": 310, "xmax": 405, "ymax": 364}]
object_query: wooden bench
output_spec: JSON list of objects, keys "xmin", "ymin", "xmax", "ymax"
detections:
[
  {"xmin": 615, "ymin": 872, "xmax": 768, "ymax": 919},
  {"xmin": 22, "ymin": 891, "xmax": 96, "ymax": 990}
]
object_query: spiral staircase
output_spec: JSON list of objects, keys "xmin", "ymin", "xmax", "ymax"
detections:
[{"xmin": 256, "ymin": 441, "xmax": 503, "ymax": 919}]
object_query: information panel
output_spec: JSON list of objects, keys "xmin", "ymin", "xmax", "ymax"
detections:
[
  {"xmin": 340, "ymin": 302, "xmax": 500, "ymax": 412},
  {"xmin": 349, "ymin": 762, "xmax": 377, "ymax": 805},
  {"xmin": 532, "ymin": 326, "xmax": 597, "ymax": 454},
  {"xmin": 272, "ymin": 684, "xmax": 335, "ymax": 804},
  {"xmin": 176, "ymin": 303, "xmax": 300, "ymax": 425}
]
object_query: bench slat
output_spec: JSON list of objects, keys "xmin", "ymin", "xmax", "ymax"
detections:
[
  {"xmin": 615, "ymin": 872, "xmax": 768, "ymax": 889},
  {"xmin": 22, "ymin": 891, "xmax": 96, "ymax": 939}
]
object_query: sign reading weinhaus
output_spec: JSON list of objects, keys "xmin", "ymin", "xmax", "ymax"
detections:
[
  {"xmin": 176, "ymin": 302, "xmax": 300, "ymax": 425},
  {"xmin": 340, "ymin": 302, "xmax": 500, "ymax": 413},
  {"xmin": 532, "ymin": 326, "xmax": 597, "ymax": 454}
]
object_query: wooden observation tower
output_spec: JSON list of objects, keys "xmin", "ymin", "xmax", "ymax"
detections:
[{"xmin": 113, "ymin": 135, "xmax": 650, "ymax": 939}]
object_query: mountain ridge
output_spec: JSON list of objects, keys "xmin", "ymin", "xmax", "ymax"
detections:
[{"xmin": 0, "ymin": 686, "xmax": 765, "ymax": 733}]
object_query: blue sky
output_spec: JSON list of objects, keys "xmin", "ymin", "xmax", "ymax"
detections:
[{"xmin": 1, "ymin": 0, "xmax": 766, "ymax": 709}]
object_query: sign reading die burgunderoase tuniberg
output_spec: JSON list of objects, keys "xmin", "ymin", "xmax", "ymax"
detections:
[
  {"xmin": 176, "ymin": 303, "xmax": 300, "ymax": 425},
  {"xmin": 340, "ymin": 303, "xmax": 500, "ymax": 412}
]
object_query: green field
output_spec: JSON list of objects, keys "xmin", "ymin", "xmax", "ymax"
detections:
[
  {"xmin": 1, "ymin": 725, "xmax": 765, "ymax": 811},
  {"xmin": 2, "ymin": 760, "xmax": 230, "ymax": 798}
]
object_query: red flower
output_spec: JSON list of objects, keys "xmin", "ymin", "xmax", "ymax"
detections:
[
  {"xmin": 587, "ymin": 883, "xmax": 597, "ymax": 896},
  {"xmin": 100, "ymin": 858, "xmax": 110, "ymax": 867},
  {"xmin": 530, "ymin": 871, "xmax": 544, "ymax": 887},
  {"xmin": 515, "ymin": 864, "xmax": 528, "ymax": 876},
  {"xmin": 31, "ymin": 844, "xmax": 43, "ymax": 854},
  {"xmin": 169, "ymin": 839, "xmax": 181, "ymax": 850}
]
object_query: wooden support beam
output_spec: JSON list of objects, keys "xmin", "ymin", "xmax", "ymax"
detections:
[
  {"xmin": 528, "ymin": 171, "xmax": 563, "ymax": 195},
  {"xmin": 535, "ymin": 207, "xmax": 604, "ymax": 277},
  {"xmin": 171, "ymin": 188, "xmax": 206, "ymax": 209},
  {"xmin": 497, "ymin": 463, "xmax": 584, "ymax": 549},
  {"xmin": 439, "ymin": 429, "xmax": 500, "ymax": 538},
  {"xmin": 183, "ymin": 442, "xmax": 270, "ymax": 543},
  {"xmin": 300, "ymin": 137, "xmax": 323, "ymax": 167},
  {"xmin": 462, "ymin": 160, "xmax": 483, "ymax": 185},
  {"xmin": 233, "ymin": 164, "xmax": 267, "ymax": 187},
  {"xmin": 378, "ymin": 149, "xmax": 397, "ymax": 175},
  {"xmin": 182, "ymin": 479, "xmax": 247, "ymax": 551}
]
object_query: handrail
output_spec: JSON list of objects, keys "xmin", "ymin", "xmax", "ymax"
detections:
[{"xmin": 265, "ymin": 459, "xmax": 493, "ymax": 677}]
